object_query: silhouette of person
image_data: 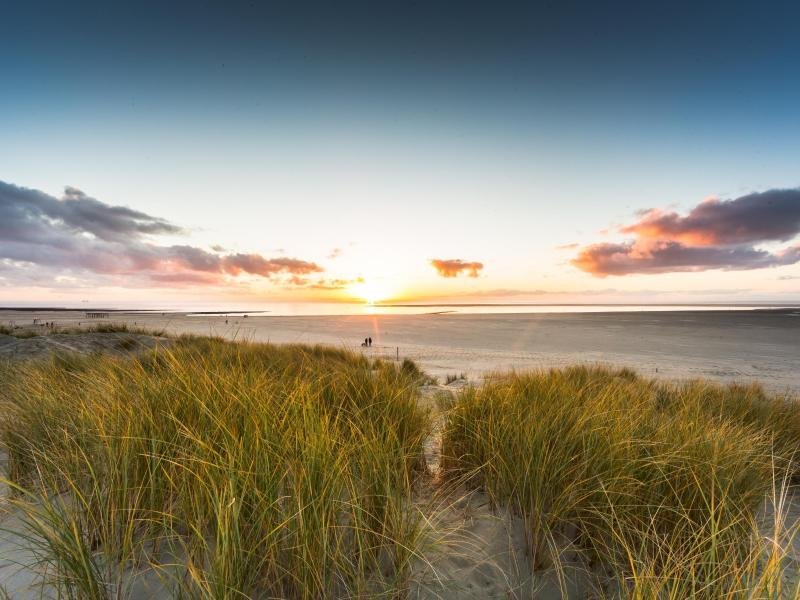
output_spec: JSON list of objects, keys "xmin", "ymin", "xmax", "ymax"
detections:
[{"xmin": 368, "ymin": 336, "xmax": 372, "ymax": 347}]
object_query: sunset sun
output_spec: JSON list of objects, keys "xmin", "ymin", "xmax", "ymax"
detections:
[{"xmin": 348, "ymin": 280, "xmax": 394, "ymax": 304}]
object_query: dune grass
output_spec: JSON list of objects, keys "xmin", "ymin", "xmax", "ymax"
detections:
[
  {"xmin": 0, "ymin": 322, "xmax": 166, "ymax": 338},
  {"xmin": 0, "ymin": 337, "xmax": 431, "ymax": 598},
  {"xmin": 3, "ymin": 339, "xmax": 800, "ymax": 599},
  {"xmin": 56, "ymin": 322, "xmax": 168, "ymax": 337},
  {"xmin": 441, "ymin": 366, "xmax": 800, "ymax": 599},
  {"xmin": 0, "ymin": 325, "xmax": 39, "ymax": 339}
]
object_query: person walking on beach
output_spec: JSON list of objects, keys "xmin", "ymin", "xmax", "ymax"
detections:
[{"xmin": 368, "ymin": 336, "xmax": 372, "ymax": 347}]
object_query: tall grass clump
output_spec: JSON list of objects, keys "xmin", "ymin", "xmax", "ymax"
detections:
[
  {"xmin": 441, "ymin": 365, "xmax": 800, "ymax": 598},
  {"xmin": 0, "ymin": 326, "xmax": 40, "ymax": 338},
  {"xmin": 61, "ymin": 322, "xmax": 168, "ymax": 336},
  {"xmin": 0, "ymin": 337, "xmax": 430, "ymax": 598}
]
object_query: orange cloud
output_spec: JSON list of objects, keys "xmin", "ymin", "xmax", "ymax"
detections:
[{"xmin": 430, "ymin": 258, "xmax": 484, "ymax": 278}]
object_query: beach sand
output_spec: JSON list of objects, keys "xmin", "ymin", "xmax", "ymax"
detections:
[{"xmin": 3, "ymin": 308, "xmax": 799, "ymax": 391}]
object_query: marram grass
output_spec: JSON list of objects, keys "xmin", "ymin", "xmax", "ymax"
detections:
[
  {"xmin": 2, "ymin": 340, "xmax": 800, "ymax": 599},
  {"xmin": 441, "ymin": 365, "xmax": 800, "ymax": 599},
  {"xmin": 0, "ymin": 337, "xmax": 430, "ymax": 599}
]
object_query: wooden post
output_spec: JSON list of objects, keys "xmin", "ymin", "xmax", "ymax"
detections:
[{"xmin": 396, "ymin": 347, "xmax": 399, "ymax": 361}]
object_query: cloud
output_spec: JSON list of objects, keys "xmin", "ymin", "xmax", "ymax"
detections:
[
  {"xmin": 621, "ymin": 189, "xmax": 800, "ymax": 246},
  {"xmin": 148, "ymin": 272, "xmax": 223, "ymax": 286},
  {"xmin": 0, "ymin": 180, "xmax": 323, "ymax": 286},
  {"xmin": 573, "ymin": 188, "xmax": 800, "ymax": 276},
  {"xmin": 574, "ymin": 240, "xmax": 800, "ymax": 276},
  {"xmin": 279, "ymin": 277, "xmax": 363, "ymax": 291},
  {"xmin": 221, "ymin": 254, "xmax": 321, "ymax": 277},
  {"xmin": 0, "ymin": 182, "xmax": 184, "ymax": 244},
  {"xmin": 307, "ymin": 277, "xmax": 363, "ymax": 290},
  {"xmin": 430, "ymin": 258, "xmax": 484, "ymax": 278},
  {"xmin": 327, "ymin": 247, "xmax": 342, "ymax": 259}
]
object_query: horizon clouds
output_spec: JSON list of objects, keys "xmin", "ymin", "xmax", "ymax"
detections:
[
  {"xmin": 0, "ymin": 180, "xmax": 323, "ymax": 287},
  {"xmin": 573, "ymin": 188, "xmax": 800, "ymax": 276},
  {"xmin": 2, "ymin": 178, "xmax": 799, "ymax": 298}
]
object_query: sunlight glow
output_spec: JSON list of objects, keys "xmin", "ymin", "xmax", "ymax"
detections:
[{"xmin": 348, "ymin": 280, "xmax": 394, "ymax": 304}]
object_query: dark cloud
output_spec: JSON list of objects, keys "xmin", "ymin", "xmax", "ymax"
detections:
[
  {"xmin": 430, "ymin": 258, "xmax": 484, "ymax": 278},
  {"xmin": 167, "ymin": 245, "xmax": 226, "ymax": 272},
  {"xmin": 574, "ymin": 240, "xmax": 800, "ymax": 276},
  {"xmin": 222, "ymin": 254, "xmax": 322, "ymax": 277},
  {"xmin": 621, "ymin": 189, "xmax": 800, "ymax": 246},
  {"xmin": 574, "ymin": 188, "xmax": 800, "ymax": 276},
  {"xmin": 0, "ymin": 182, "xmax": 184, "ymax": 244},
  {"xmin": 148, "ymin": 272, "xmax": 223, "ymax": 285},
  {"xmin": 0, "ymin": 180, "xmax": 323, "ymax": 286}
]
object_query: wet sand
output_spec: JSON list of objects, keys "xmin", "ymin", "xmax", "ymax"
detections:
[{"xmin": 3, "ymin": 308, "xmax": 799, "ymax": 391}]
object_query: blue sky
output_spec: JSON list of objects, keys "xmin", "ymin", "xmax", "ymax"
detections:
[{"xmin": 2, "ymin": 1, "xmax": 800, "ymax": 306}]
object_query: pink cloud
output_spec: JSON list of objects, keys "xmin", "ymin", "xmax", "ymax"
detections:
[{"xmin": 573, "ymin": 188, "xmax": 800, "ymax": 276}]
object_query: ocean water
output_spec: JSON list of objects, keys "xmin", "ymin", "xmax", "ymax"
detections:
[
  {"xmin": 176, "ymin": 302, "xmax": 798, "ymax": 317},
  {"xmin": 4, "ymin": 302, "xmax": 798, "ymax": 318}
]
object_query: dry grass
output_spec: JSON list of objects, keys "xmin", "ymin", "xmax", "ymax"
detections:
[
  {"xmin": 3, "ymin": 340, "xmax": 800, "ymax": 599},
  {"xmin": 0, "ymin": 337, "xmax": 430, "ymax": 598},
  {"xmin": 441, "ymin": 365, "xmax": 800, "ymax": 599},
  {"xmin": 0, "ymin": 322, "xmax": 166, "ymax": 338}
]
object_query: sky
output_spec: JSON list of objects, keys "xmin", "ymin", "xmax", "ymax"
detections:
[{"xmin": 1, "ymin": 0, "xmax": 800, "ymax": 308}]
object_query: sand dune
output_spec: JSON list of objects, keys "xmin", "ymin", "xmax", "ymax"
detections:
[{"xmin": 2, "ymin": 323, "xmax": 800, "ymax": 598}]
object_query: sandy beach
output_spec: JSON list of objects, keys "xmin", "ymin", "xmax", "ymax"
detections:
[{"xmin": 3, "ymin": 308, "xmax": 799, "ymax": 391}]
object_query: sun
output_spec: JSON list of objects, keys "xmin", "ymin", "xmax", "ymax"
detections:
[{"xmin": 348, "ymin": 280, "xmax": 394, "ymax": 304}]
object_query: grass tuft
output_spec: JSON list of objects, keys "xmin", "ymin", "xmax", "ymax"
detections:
[
  {"xmin": 441, "ymin": 365, "xmax": 800, "ymax": 598},
  {"xmin": 0, "ymin": 337, "xmax": 431, "ymax": 598}
]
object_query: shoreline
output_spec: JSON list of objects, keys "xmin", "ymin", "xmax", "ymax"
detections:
[
  {"xmin": 2, "ymin": 308, "xmax": 800, "ymax": 392},
  {"xmin": 1, "ymin": 304, "xmax": 799, "ymax": 317}
]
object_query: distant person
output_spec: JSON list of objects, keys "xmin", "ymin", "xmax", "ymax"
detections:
[{"xmin": 368, "ymin": 336, "xmax": 372, "ymax": 347}]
